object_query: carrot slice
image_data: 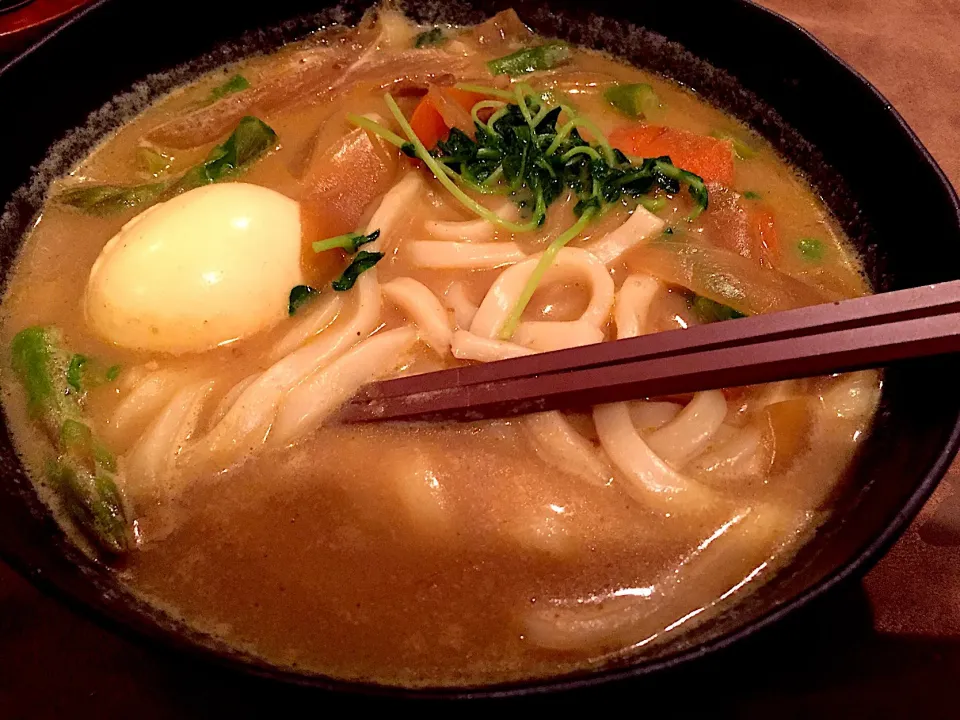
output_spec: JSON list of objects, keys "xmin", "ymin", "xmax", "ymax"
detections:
[
  {"xmin": 409, "ymin": 96, "xmax": 450, "ymax": 150},
  {"xmin": 609, "ymin": 124, "xmax": 735, "ymax": 186},
  {"xmin": 444, "ymin": 87, "xmax": 489, "ymax": 112}
]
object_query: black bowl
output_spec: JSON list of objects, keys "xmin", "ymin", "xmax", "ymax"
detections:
[{"xmin": 1, "ymin": 0, "xmax": 959, "ymax": 700}]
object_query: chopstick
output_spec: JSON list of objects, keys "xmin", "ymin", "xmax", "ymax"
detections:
[{"xmin": 339, "ymin": 280, "xmax": 960, "ymax": 423}]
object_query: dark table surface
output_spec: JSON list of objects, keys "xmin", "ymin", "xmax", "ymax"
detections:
[{"xmin": 3, "ymin": 0, "xmax": 960, "ymax": 716}]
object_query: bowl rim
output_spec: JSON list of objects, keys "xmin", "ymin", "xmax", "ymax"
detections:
[{"xmin": 1, "ymin": 0, "xmax": 959, "ymax": 701}]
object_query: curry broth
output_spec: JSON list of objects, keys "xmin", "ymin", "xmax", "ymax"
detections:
[{"xmin": 0, "ymin": 11, "xmax": 878, "ymax": 686}]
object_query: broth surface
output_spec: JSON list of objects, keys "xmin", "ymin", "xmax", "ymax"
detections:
[{"xmin": 0, "ymin": 9, "xmax": 879, "ymax": 686}]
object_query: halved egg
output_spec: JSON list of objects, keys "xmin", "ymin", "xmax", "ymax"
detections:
[{"xmin": 85, "ymin": 183, "xmax": 303, "ymax": 354}]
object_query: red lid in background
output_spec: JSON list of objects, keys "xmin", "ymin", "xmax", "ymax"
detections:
[{"xmin": 0, "ymin": 0, "xmax": 96, "ymax": 54}]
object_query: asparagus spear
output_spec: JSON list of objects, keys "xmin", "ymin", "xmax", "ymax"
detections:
[{"xmin": 10, "ymin": 327, "xmax": 129, "ymax": 555}]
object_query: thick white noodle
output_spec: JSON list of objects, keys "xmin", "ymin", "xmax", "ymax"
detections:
[
  {"xmin": 470, "ymin": 247, "xmax": 614, "ymax": 339},
  {"xmin": 523, "ymin": 504, "xmax": 797, "ymax": 651},
  {"xmin": 628, "ymin": 401, "xmax": 682, "ymax": 433},
  {"xmin": 125, "ymin": 378, "xmax": 216, "ymax": 489},
  {"xmin": 583, "ymin": 205, "xmax": 665, "ymax": 265},
  {"xmin": 450, "ymin": 330, "xmax": 535, "ymax": 362},
  {"xmin": 107, "ymin": 368, "xmax": 197, "ymax": 447},
  {"xmin": 382, "ymin": 277, "xmax": 453, "ymax": 356},
  {"xmin": 443, "ymin": 282, "xmax": 478, "ymax": 330},
  {"xmin": 645, "ymin": 390, "xmax": 728, "ymax": 468},
  {"xmin": 208, "ymin": 373, "xmax": 259, "ymax": 428},
  {"xmin": 593, "ymin": 402, "xmax": 720, "ymax": 514},
  {"xmin": 195, "ymin": 272, "xmax": 382, "ymax": 464},
  {"xmin": 270, "ymin": 294, "xmax": 343, "ymax": 360},
  {"xmin": 271, "ymin": 326, "xmax": 419, "ymax": 445},
  {"xmin": 614, "ymin": 274, "xmax": 661, "ymax": 339},
  {"xmin": 511, "ymin": 320, "xmax": 604, "ymax": 352},
  {"xmin": 408, "ymin": 240, "xmax": 526, "ymax": 269},
  {"xmin": 522, "ymin": 411, "xmax": 615, "ymax": 487},
  {"xmin": 424, "ymin": 200, "xmax": 517, "ymax": 242},
  {"xmin": 690, "ymin": 424, "xmax": 766, "ymax": 480},
  {"xmin": 193, "ymin": 173, "xmax": 422, "ymax": 466}
]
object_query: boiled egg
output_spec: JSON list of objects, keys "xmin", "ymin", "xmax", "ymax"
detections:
[{"xmin": 85, "ymin": 183, "xmax": 303, "ymax": 354}]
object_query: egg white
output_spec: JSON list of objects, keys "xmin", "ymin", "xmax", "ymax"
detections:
[{"xmin": 85, "ymin": 183, "xmax": 303, "ymax": 354}]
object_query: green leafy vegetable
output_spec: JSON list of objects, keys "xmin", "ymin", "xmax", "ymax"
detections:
[
  {"xmin": 137, "ymin": 147, "xmax": 172, "ymax": 177},
  {"xmin": 692, "ymin": 295, "xmax": 746, "ymax": 323},
  {"xmin": 170, "ymin": 116, "xmax": 278, "ymax": 194},
  {"xmin": 11, "ymin": 327, "xmax": 128, "ymax": 554},
  {"xmin": 487, "ymin": 42, "xmax": 570, "ymax": 76},
  {"xmin": 797, "ymin": 237, "xmax": 824, "ymax": 262},
  {"xmin": 289, "ymin": 285, "xmax": 320, "ymax": 315},
  {"xmin": 58, "ymin": 183, "xmax": 167, "ymax": 215},
  {"xmin": 60, "ymin": 116, "xmax": 278, "ymax": 215},
  {"xmin": 208, "ymin": 74, "xmax": 250, "ymax": 101},
  {"xmin": 742, "ymin": 190, "xmax": 762, "ymax": 200},
  {"xmin": 604, "ymin": 83, "xmax": 661, "ymax": 118},
  {"xmin": 312, "ymin": 229, "xmax": 380, "ymax": 254},
  {"xmin": 414, "ymin": 27, "xmax": 447, "ymax": 48},
  {"xmin": 332, "ymin": 251, "xmax": 384, "ymax": 291}
]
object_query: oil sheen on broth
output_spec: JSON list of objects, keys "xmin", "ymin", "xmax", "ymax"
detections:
[{"xmin": 0, "ymin": 8, "xmax": 880, "ymax": 686}]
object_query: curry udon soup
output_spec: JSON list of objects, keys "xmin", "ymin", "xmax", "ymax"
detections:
[{"xmin": 1, "ymin": 8, "xmax": 880, "ymax": 686}]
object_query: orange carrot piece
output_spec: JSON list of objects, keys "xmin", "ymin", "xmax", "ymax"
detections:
[
  {"xmin": 444, "ymin": 87, "xmax": 489, "ymax": 112},
  {"xmin": 608, "ymin": 124, "xmax": 736, "ymax": 186},
  {"xmin": 409, "ymin": 96, "xmax": 450, "ymax": 150}
]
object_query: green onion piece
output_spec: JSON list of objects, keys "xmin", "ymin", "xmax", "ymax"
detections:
[
  {"xmin": 332, "ymin": 251, "xmax": 384, "ymax": 291},
  {"xmin": 487, "ymin": 42, "xmax": 571, "ymax": 76},
  {"xmin": 742, "ymin": 190, "xmax": 762, "ymax": 200},
  {"xmin": 414, "ymin": 27, "xmax": 448, "ymax": 48},
  {"xmin": 604, "ymin": 83, "xmax": 661, "ymax": 118},
  {"xmin": 384, "ymin": 93, "xmax": 542, "ymax": 233},
  {"xmin": 693, "ymin": 295, "xmax": 746, "ymax": 323},
  {"xmin": 499, "ymin": 209, "xmax": 596, "ymax": 339},
  {"xmin": 797, "ymin": 237, "xmax": 825, "ymax": 262},
  {"xmin": 312, "ymin": 229, "xmax": 380, "ymax": 254},
  {"xmin": 209, "ymin": 74, "xmax": 250, "ymax": 101},
  {"xmin": 289, "ymin": 285, "xmax": 320, "ymax": 315}
]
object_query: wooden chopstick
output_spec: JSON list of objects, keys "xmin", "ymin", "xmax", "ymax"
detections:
[{"xmin": 339, "ymin": 281, "xmax": 960, "ymax": 423}]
